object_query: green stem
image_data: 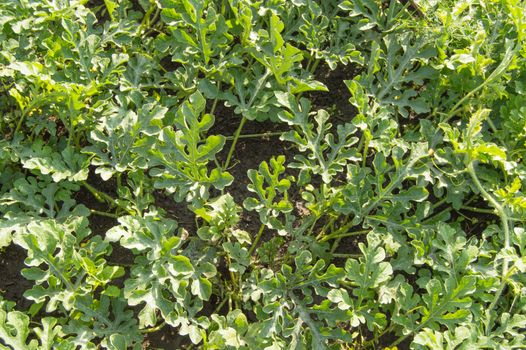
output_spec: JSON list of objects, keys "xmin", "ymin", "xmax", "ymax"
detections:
[
  {"xmin": 149, "ymin": 7, "xmax": 161, "ymax": 27},
  {"xmin": 422, "ymin": 196, "xmax": 476, "ymax": 225},
  {"xmin": 15, "ymin": 110, "xmax": 29, "ymax": 135},
  {"xmin": 224, "ymin": 131, "xmax": 284, "ymax": 141},
  {"xmin": 322, "ymin": 230, "xmax": 368, "ymax": 243},
  {"xmin": 210, "ymin": 81, "xmax": 222, "ymax": 115},
  {"xmin": 15, "ymin": 92, "xmax": 63, "ymax": 134},
  {"xmin": 46, "ymin": 258, "xmax": 74, "ymax": 291},
  {"xmin": 90, "ymin": 209, "xmax": 119, "ymax": 219},
  {"xmin": 461, "ymin": 205, "xmax": 496, "ymax": 215},
  {"xmin": 223, "ymin": 70, "xmax": 270, "ymax": 170},
  {"xmin": 431, "ymin": 197, "xmax": 447, "ymax": 210},
  {"xmin": 315, "ymin": 216, "xmax": 337, "ymax": 241},
  {"xmin": 225, "ymin": 255, "xmax": 238, "ymax": 289},
  {"xmin": 307, "ymin": 216, "xmax": 320, "ymax": 236},
  {"xmin": 466, "ymin": 162, "xmax": 510, "ymax": 335},
  {"xmin": 82, "ymin": 182, "xmax": 133, "ymax": 215},
  {"xmin": 332, "ymin": 253, "xmax": 361, "ymax": 258},
  {"xmin": 309, "ymin": 58, "xmax": 321, "ymax": 75},
  {"xmin": 82, "ymin": 182, "xmax": 109, "ymax": 204},
  {"xmin": 363, "ymin": 324, "xmax": 395, "ymax": 348},
  {"xmin": 72, "ymin": 271, "xmax": 87, "ymax": 291},
  {"xmin": 330, "ymin": 238, "xmax": 341, "ymax": 254},
  {"xmin": 248, "ymin": 224, "xmax": 265, "ymax": 256},
  {"xmin": 305, "ymin": 55, "xmax": 313, "ymax": 72},
  {"xmin": 82, "ymin": 182, "xmax": 116, "ymax": 205},
  {"xmin": 140, "ymin": 321, "xmax": 166, "ymax": 334},
  {"xmin": 320, "ymin": 228, "xmax": 368, "ymax": 243},
  {"xmin": 213, "ymin": 293, "xmax": 230, "ymax": 314},
  {"xmin": 223, "ymin": 116, "xmax": 247, "ymax": 170}
]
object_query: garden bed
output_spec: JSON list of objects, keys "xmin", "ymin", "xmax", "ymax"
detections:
[{"xmin": 1, "ymin": 1, "xmax": 525, "ymax": 349}]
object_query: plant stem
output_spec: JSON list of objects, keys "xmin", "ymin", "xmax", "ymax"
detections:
[
  {"xmin": 140, "ymin": 321, "xmax": 166, "ymax": 334},
  {"xmin": 430, "ymin": 197, "xmax": 447, "ymax": 210},
  {"xmin": 224, "ymin": 131, "xmax": 284, "ymax": 141},
  {"xmin": 330, "ymin": 238, "xmax": 341, "ymax": 254},
  {"xmin": 90, "ymin": 209, "xmax": 119, "ymax": 219},
  {"xmin": 223, "ymin": 116, "xmax": 247, "ymax": 170},
  {"xmin": 422, "ymin": 196, "xmax": 476, "ymax": 225},
  {"xmin": 82, "ymin": 182, "xmax": 133, "ymax": 215},
  {"xmin": 82, "ymin": 181, "xmax": 113, "ymax": 204},
  {"xmin": 316, "ymin": 216, "xmax": 337, "ymax": 241},
  {"xmin": 332, "ymin": 253, "xmax": 361, "ymax": 258},
  {"xmin": 210, "ymin": 81, "xmax": 222, "ymax": 115},
  {"xmin": 461, "ymin": 205, "xmax": 496, "ymax": 215},
  {"xmin": 307, "ymin": 216, "xmax": 319, "ymax": 236},
  {"xmin": 223, "ymin": 70, "xmax": 270, "ymax": 170},
  {"xmin": 320, "ymin": 227, "xmax": 368, "ymax": 243},
  {"xmin": 248, "ymin": 224, "xmax": 265, "ymax": 256},
  {"xmin": 309, "ymin": 58, "xmax": 321, "ymax": 75},
  {"xmin": 466, "ymin": 162, "xmax": 510, "ymax": 335},
  {"xmin": 213, "ymin": 293, "xmax": 230, "ymax": 314},
  {"xmin": 225, "ymin": 254, "xmax": 238, "ymax": 289},
  {"xmin": 363, "ymin": 324, "xmax": 395, "ymax": 348}
]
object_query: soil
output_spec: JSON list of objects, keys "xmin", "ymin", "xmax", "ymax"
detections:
[
  {"xmin": 307, "ymin": 63, "xmax": 360, "ymax": 123},
  {"xmin": 0, "ymin": 245, "xmax": 33, "ymax": 310}
]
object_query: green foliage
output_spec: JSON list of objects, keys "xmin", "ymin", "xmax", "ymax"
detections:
[
  {"xmin": 148, "ymin": 91, "xmax": 233, "ymax": 205},
  {"xmin": 1, "ymin": 0, "xmax": 525, "ymax": 349},
  {"xmin": 244, "ymin": 155, "xmax": 293, "ymax": 232}
]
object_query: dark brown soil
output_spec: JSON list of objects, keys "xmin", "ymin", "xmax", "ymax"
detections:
[
  {"xmin": 143, "ymin": 325, "xmax": 188, "ymax": 350},
  {"xmin": 307, "ymin": 63, "xmax": 360, "ymax": 123},
  {"xmin": 0, "ymin": 245, "xmax": 32, "ymax": 310}
]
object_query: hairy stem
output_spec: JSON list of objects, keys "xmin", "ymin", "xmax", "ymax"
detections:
[
  {"xmin": 210, "ymin": 81, "xmax": 222, "ymax": 115},
  {"xmin": 213, "ymin": 293, "xmax": 230, "ymax": 314},
  {"xmin": 460, "ymin": 205, "xmax": 496, "ymax": 215}
]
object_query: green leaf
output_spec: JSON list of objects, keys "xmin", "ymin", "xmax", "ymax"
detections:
[
  {"xmin": 104, "ymin": 0, "xmax": 118, "ymax": 21},
  {"xmin": 243, "ymin": 156, "xmax": 293, "ymax": 231},
  {"xmin": 277, "ymin": 94, "xmax": 360, "ymax": 184},
  {"xmin": 0, "ymin": 308, "xmax": 35, "ymax": 349},
  {"xmin": 191, "ymin": 277, "xmax": 212, "ymax": 301},
  {"xmin": 148, "ymin": 92, "xmax": 231, "ymax": 205},
  {"xmin": 345, "ymin": 241, "xmax": 393, "ymax": 302},
  {"xmin": 393, "ymin": 186, "xmax": 429, "ymax": 204},
  {"xmin": 171, "ymin": 255, "xmax": 194, "ymax": 275},
  {"xmin": 418, "ymin": 276, "xmax": 476, "ymax": 331}
]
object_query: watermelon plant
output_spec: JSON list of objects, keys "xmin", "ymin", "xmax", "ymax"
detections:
[{"xmin": 1, "ymin": 0, "xmax": 525, "ymax": 349}]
